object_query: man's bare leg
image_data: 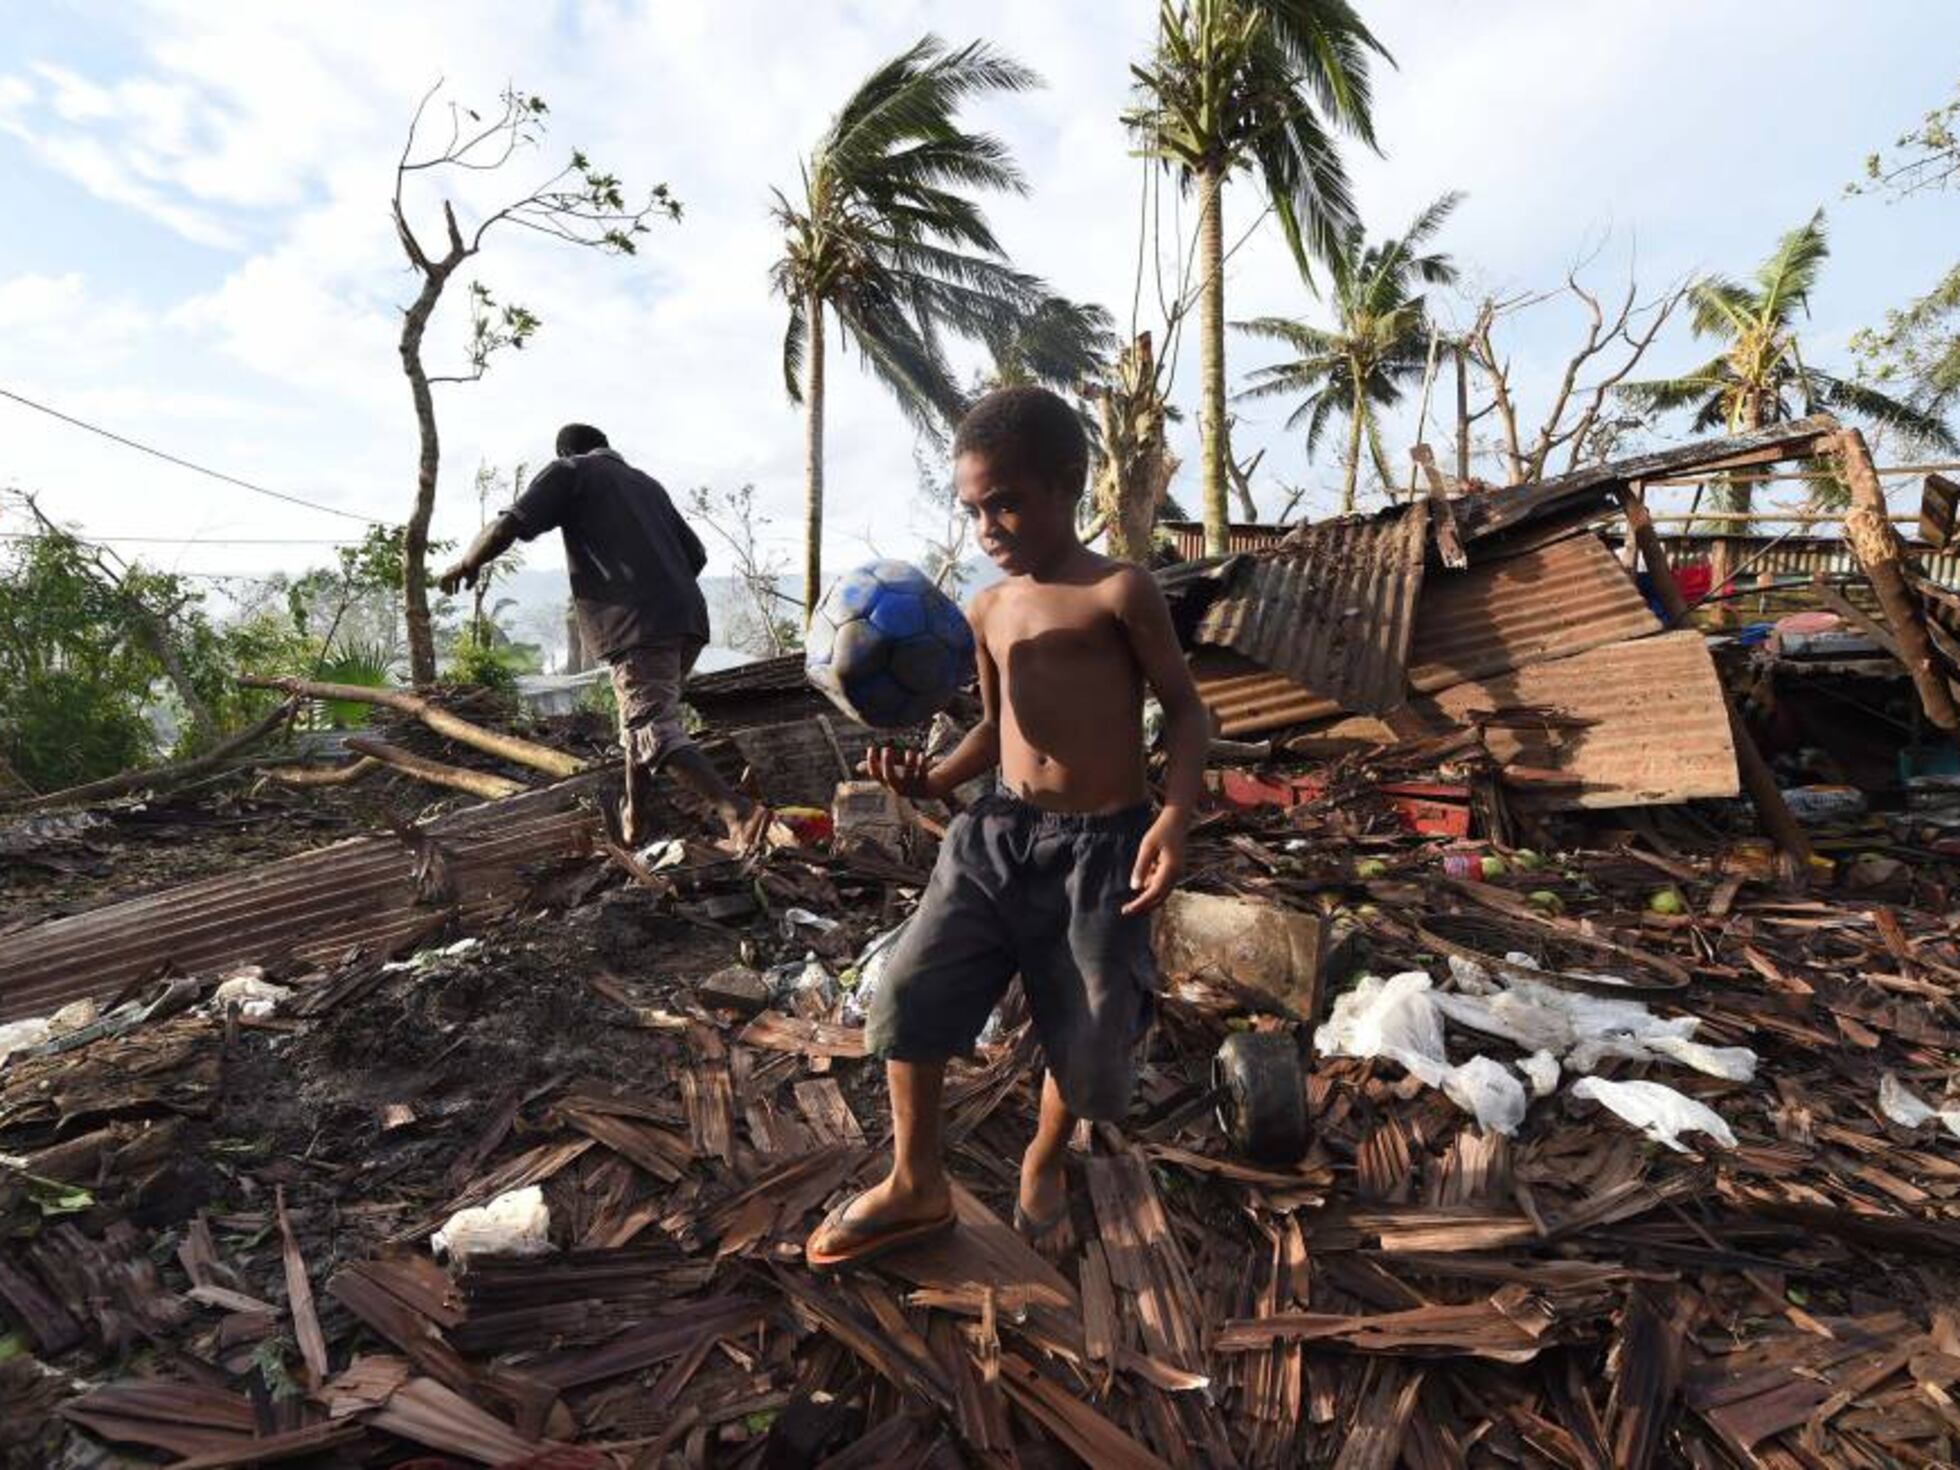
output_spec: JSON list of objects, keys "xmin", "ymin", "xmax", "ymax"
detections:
[
  {"xmin": 811, "ymin": 1060, "xmax": 953, "ymax": 1247},
  {"xmin": 661, "ymin": 745, "xmax": 760, "ymax": 843},
  {"xmin": 1019, "ymin": 1071, "xmax": 1073, "ymax": 1230}
]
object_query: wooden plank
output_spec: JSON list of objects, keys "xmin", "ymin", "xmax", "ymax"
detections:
[{"xmin": 275, "ymin": 1187, "xmax": 328, "ymax": 1388}]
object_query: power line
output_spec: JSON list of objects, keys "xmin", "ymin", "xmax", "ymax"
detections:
[
  {"xmin": 0, "ymin": 385, "xmax": 384, "ymax": 525},
  {"xmin": 0, "ymin": 530, "xmax": 359, "ymax": 546}
]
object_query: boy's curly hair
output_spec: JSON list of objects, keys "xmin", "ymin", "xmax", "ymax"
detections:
[{"xmin": 953, "ymin": 386, "xmax": 1088, "ymax": 500}]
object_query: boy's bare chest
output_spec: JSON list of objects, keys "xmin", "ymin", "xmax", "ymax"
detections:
[{"xmin": 983, "ymin": 587, "xmax": 1130, "ymax": 675}]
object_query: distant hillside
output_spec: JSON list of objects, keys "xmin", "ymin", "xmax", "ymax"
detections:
[{"xmin": 494, "ymin": 558, "xmax": 998, "ymax": 671}]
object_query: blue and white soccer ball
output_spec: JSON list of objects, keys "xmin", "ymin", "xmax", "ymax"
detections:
[{"xmin": 805, "ymin": 560, "xmax": 975, "ymax": 728}]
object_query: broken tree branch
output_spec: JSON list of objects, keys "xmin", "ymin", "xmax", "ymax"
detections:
[
  {"xmin": 1836, "ymin": 427, "xmax": 1960, "ymax": 749},
  {"xmin": 343, "ymin": 736, "xmax": 527, "ymax": 801},
  {"xmin": 240, "ymin": 676, "xmax": 584, "ymax": 779}
]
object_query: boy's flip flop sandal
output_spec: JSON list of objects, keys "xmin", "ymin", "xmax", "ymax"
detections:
[{"xmin": 805, "ymin": 1197, "xmax": 958, "ymax": 1273}]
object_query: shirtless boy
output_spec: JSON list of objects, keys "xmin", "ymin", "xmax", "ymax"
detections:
[{"xmin": 806, "ymin": 385, "xmax": 1211, "ymax": 1269}]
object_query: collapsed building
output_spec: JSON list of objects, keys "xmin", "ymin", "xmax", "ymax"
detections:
[{"xmin": 4, "ymin": 418, "xmax": 1960, "ymax": 1467}]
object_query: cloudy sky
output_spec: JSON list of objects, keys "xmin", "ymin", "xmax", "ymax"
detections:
[{"xmin": 2, "ymin": 1, "xmax": 1956, "ymax": 615}]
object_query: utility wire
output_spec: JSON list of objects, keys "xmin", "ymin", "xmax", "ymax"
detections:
[
  {"xmin": 0, "ymin": 530, "xmax": 359, "ymax": 545},
  {"xmin": 0, "ymin": 385, "xmax": 384, "ymax": 525}
]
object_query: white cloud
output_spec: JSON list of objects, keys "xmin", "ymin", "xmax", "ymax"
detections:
[{"xmin": 0, "ymin": 0, "xmax": 1954, "ymax": 590}]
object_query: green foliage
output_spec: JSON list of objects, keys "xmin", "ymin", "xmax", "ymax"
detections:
[
  {"xmin": 1847, "ymin": 82, "xmax": 1960, "ymax": 441},
  {"xmin": 0, "ymin": 531, "xmax": 165, "ymax": 790},
  {"xmin": 1621, "ymin": 212, "xmax": 1958, "ymax": 509},
  {"xmin": 1235, "ymin": 192, "xmax": 1460, "ymax": 512},
  {"xmin": 1125, "ymin": 0, "xmax": 1387, "ymax": 268},
  {"xmin": 574, "ymin": 674, "xmax": 618, "ymax": 720},
  {"xmin": 772, "ymin": 35, "xmax": 1047, "ymax": 435},
  {"xmin": 311, "ymin": 641, "xmax": 395, "ymax": 727},
  {"xmin": 1850, "ymin": 264, "xmax": 1960, "ymax": 445},
  {"xmin": 1851, "ymin": 81, "xmax": 1960, "ymax": 199}
]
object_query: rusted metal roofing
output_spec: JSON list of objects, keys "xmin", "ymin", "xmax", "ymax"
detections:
[
  {"xmin": 1421, "ymin": 630, "xmax": 1739, "ymax": 809},
  {"xmin": 1452, "ymin": 415, "xmax": 1840, "ymax": 544},
  {"xmin": 1408, "ymin": 532, "xmax": 1661, "ymax": 691},
  {"xmin": 1194, "ymin": 529, "xmax": 1660, "ymax": 736},
  {"xmin": 1191, "ymin": 649, "xmax": 1342, "ymax": 737},
  {"xmin": 1159, "ymin": 521, "xmax": 1291, "ymax": 560},
  {"xmin": 0, "ymin": 779, "xmax": 603, "ymax": 1023},
  {"xmin": 1193, "ymin": 500, "xmax": 1429, "ymax": 716}
]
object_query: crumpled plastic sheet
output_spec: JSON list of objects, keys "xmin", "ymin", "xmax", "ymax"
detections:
[
  {"xmin": 1315, "ymin": 973, "xmax": 1526, "ymax": 1135},
  {"xmin": 0, "ymin": 1017, "xmax": 52, "ymax": 1068},
  {"xmin": 1570, "ymin": 1076, "xmax": 1737, "ymax": 1152},
  {"xmin": 1879, "ymin": 1072, "xmax": 1960, "ymax": 1139},
  {"xmin": 1432, "ymin": 953, "xmax": 1756, "ymax": 1082},
  {"xmin": 1318, "ymin": 965, "xmax": 1746, "ymax": 1146}
]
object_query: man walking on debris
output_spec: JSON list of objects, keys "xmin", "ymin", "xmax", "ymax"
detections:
[
  {"xmin": 438, "ymin": 423, "xmax": 770, "ymax": 848},
  {"xmin": 805, "ymin": 386, "xmax": 1212, "ymax": 1269}
]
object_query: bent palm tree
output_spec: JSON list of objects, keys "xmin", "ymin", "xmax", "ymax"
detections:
[
  {"xmin": 772, "ymin": 36, "xmax": 1043, "ymax": 619},
  {"xmin": 1127, "ymin": 0, "xmax": 1387, "ymax": 553},
  {"xmin": 1236, "ymin": 192, "xmax": 1460, "ymax": 514},
  {"xmin": 1622, "ymin": 210, "xmax": 1956, "ymax": 517},
  {"xmin": 982, "ymin": 294, "xmax": 1118, "ymax": 391}
]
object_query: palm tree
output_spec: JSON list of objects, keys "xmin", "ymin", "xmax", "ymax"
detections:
[
  {"xmin": 1236, "ymin": 192, "xmax": 1460, "ymax": 514},
  {"xmin": 772, "ymin": 36, "xmax": 1044, "ymax": 620},
  {"xmin": 981, "ymin": 294, "xmax": 1118, "ymax": 391},
  {"xmin": 1126, "ymin": 0, "xmax": 1388, "ymax": 554},
  {"xmin": 1622, "ymin": 210, "xmax": 1957, "ymax": 517}
]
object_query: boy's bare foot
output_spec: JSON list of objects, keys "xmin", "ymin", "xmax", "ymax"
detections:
[
  {"xmin": 806, "ymin": 1175, "xmax": 955, "ymax": 1270},
  {"xmin": 1016, "ymin": 1151, "xmax": 1070, "ymax": 1246}
]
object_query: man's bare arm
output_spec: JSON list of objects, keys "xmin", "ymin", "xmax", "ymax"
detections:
[{"xmin": 437, "ymin": 515, "xmax": 520, "ymax": 595}]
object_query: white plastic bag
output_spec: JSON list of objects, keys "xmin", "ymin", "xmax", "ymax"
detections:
[
  {"xmin": 1314, "ymin": 972, "xmax": 1449, "ymax": 1086},
  {"xmin": 0, "ymin": 1017, "xmax": 52, "ymax": 1067},
  {"xmin": 1518, "ymin": 1050, "xmax": 1561, "ymax": 1098},
  {"xmin": 432, "ymin": 1186, "xmax": 552, "ymax": 1262},
  {"xmin": 1879, "ymin": 1072, "xmax": 1960, "ymax": 1138},
  {"xmin": 1570, "ymin": 1076, "xmax": 1736, "ymax": 1152},
  {"xmin": 212, "ymin": 974, "xmax": 293, "ymax": 1021},
  {"xmin": 841, "ymin": 920, "xmax": 911, "ymax": 1022},
  {"xmin": 1440, "ymin": 1054, "xmax": 1527, "ymax": 1136}
]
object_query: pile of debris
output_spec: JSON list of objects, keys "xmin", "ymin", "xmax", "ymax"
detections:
[{"xmin": 4, "ymin": 417, "xmax": 1960, "ymax": 1467}]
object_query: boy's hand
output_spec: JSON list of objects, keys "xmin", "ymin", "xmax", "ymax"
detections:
[
  {"xmin": 436, "ymin": 560, "xmax": 476, "ymax": 596},
  {"xmin": 1122, "ymin": 810, "xmax": 1189, "ymax": 916},
  {"xmin": 860, "ymin": 745, "xmax": 938, "ymax": 800}
]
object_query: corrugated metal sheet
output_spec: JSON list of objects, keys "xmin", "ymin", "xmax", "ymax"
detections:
[
  {"xmin": 1159, "ymin": 522, "xmax": 1291, "ymax": 560},
  {"xmin": 1194, "ymin": 530, "xmax": 1661, "ymax": 735},
  {"xmin": 1408, "ymin": 532, "xmax": 1661, "ymax": 691},
  {"xmin": 1192, "ymin": 649, "xmax": 1342, "ymax": 736},
  {"xmin": 1421, "ymin": 630, "xmax": 1738, "ymax": 809},
  {"xmin": 0, "ymin": 779, "xmax": 604, "ymax": 1022},
  {"xmin": 1194, "ymin": 501, "xmax": 1428, "ymax": 716},
  {"xmin": 1452, "ymin": 415, "xmax": 1840, "ymax": 543}
]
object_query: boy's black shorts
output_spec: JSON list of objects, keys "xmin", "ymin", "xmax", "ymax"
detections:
[{"xmin": 865, "ymin": 790, "xmax": 1159, "ymax": 1121}]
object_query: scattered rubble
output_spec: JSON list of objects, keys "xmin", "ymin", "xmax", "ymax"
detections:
[{"xmin": 4, "ymin": 419, "xmax": 1960, "ymax": 1465}]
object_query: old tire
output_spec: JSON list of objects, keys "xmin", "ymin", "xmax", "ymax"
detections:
[{"xmin": 1214, "ymin": 1031, "xmax": 1308, "ymax": 1165}]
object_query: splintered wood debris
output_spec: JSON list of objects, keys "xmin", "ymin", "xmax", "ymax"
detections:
[{"xmin": 5, "ymin": 643, "xmax": 1960, "ymax": 1465}]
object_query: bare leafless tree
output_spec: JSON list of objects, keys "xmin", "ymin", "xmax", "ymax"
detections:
[
  {"xmin": 393, "ymin": 80, "xmax": 680, "ymax": 684},
  {"xmin": 688, "ymin": 485, "xmax": 798, "ymax": 658},
  {"xmin": 1461, "ymin": 254, "xmax": 1684, "ymax": 484}
]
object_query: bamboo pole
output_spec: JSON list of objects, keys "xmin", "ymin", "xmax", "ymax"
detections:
[
  {"xmin": 1835, "ymin": 428, "xmax": 1960, "ymax": 749},
  {"xmin": 1622, "ymin": 494, "xmax": 1812, "ymax": 879},
  {"xmin": 263, "ymin": 756, "xmax": 384, "ymax": 788},
  {"xmin": 240, "ymin": 675, "xmax": 585, "ymax": 779},
  {"xmin": 343, "ymin": 736, "xmax": 526, "ymax": 800}
]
